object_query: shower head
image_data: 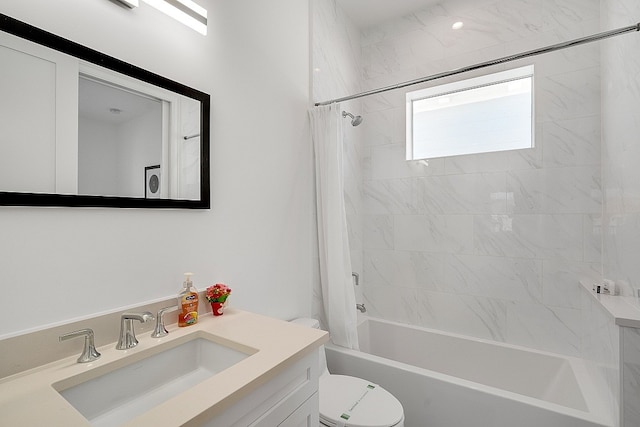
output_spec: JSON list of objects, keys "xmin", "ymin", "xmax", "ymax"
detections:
[{"xmin": 342, "ymin": 111, "xmax": 363, "ymax": 127}]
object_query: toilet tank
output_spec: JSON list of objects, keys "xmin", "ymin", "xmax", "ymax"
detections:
[{"xmin": 290, "ymin": 318, "xmax": 329, "ymax": 376}]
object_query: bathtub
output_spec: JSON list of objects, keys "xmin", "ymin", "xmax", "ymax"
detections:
[{"xmin": 325, "ymin": 317, "xmax": 614, "ymax": 427}]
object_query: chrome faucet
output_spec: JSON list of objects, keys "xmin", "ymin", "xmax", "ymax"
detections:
[
  {"xmin": 151, "ymin": 305, "xmax": 179, "ymax": 338},
  {"xmin": 59, "ymin": 328, "xmax": 101, "ymax": 363},
  {"xmin": 356, "ymin": 303, "xmax": 366, "ymax": 313},
  {"xmin": 116, "ymin": 312, "xmax": 154, "ymax": 350}
]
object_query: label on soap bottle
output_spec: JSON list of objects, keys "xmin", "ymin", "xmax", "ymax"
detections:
[{"xmin": 179, "ymin": 292, "xmax": 198, "ymax": 327}]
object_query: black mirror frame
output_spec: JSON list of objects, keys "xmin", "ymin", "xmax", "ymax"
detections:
[{"xmin": 0, "ymin": 13, "xmax": 210, "ymax": 209}]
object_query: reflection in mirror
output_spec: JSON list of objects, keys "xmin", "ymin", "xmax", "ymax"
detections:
[
  {"xmin": 78, "ymin": 76, "xmax": 163, "ymax": 198},
  {"xmin": 0, "ymin": 13, "xmax": 210, "ymax": 208}
]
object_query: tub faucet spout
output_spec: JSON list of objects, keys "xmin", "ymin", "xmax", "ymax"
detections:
[{"xmin": 356, "ymin": 303, "xmax": 366, "ymax": 313}]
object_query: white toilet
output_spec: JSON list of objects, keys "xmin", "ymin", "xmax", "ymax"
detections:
[{"xmin": 291, "ymin": 318, "xmax": 405, "ymax": 427}]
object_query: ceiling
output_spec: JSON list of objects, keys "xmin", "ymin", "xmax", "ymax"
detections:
[
  {"xmin": 79, "ymin": 77, "xmax": 160, "ymax": 125},
  {"xmin": 335, "ymin": 0, "xmax": 441, "ymax": 29}
]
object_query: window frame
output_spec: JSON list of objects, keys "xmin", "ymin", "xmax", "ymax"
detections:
[{"xmin": 405, "ymin": 65, "xmax": 535, "ymax": 160}]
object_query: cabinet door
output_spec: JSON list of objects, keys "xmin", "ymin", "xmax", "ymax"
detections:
[
  {"xmin": 278, "ymin": 393, "xmax": 319, "ymax": 427},
  {"xmin": 0, "ymin": 31, "xmax": 78, "ymax": 194},
  {"xmin": 200, "ymin": 352, "xmax": 319, "ymax": 427}
]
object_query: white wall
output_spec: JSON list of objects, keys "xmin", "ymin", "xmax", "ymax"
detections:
[
  {"xmin": 0, "ymin": 0, "xmax": 313, "ymax": 338},
  {"xmin": 116, "ymin": 107, "xmax": 162, "ymax": 198},
  {"xmin": 78, "ymin": 117, "xmax": 119, "ymax": 196}
]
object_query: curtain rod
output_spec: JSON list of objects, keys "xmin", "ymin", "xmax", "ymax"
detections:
[{"xmin": 315, "ymin": 23, "xmax": 640, "ymax": 107}]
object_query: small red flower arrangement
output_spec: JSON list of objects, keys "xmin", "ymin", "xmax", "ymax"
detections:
[
  {"xmin": 206, "ymin": 283, "xmax": 232, "ymax": 303},
  {"xmin": 206, "ymin": 284, "xmax": 231, "ymax": 316}
]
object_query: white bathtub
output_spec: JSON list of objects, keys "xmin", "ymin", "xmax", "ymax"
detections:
[{"xmin": 325, "ymin": 317, "xmax": 614, "ymax": 427}]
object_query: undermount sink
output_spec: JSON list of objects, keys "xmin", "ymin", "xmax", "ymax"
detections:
[{"xmin": 55, "ymin": 334, "xmax": 254, "ymax": 427}]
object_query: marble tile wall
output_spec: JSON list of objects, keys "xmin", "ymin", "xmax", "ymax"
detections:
[
  {"xmin": 314, "ymin": 0, "xmax": 640, "ymax": 357},
  {"xmin": 601, "ymin": 1, "xmax": 640, "ymax": 424},
  {"xmin": 601, "ymin": 0, "xmax": 640, "ymax": 296},
  {"xmin": 356, "ymin": 0, "xmax": 602, "ymax": 357}
]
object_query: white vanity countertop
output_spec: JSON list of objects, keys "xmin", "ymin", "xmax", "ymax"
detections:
[
  {"xmin": 0, "ymin": 309, "xmax": 328, "ymax": 426},
  {"xmin": 580, "ymin": 280, "xmax": 640, "ymax": 328}
]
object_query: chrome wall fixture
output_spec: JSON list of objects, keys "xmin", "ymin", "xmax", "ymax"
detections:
[
  {"xmin": 342, "ymin": 111, "xmax": 363, "ymax": 126},
  {"xmin": 316, "ymin": 23, "xmax": 640, "ymax": 106}
]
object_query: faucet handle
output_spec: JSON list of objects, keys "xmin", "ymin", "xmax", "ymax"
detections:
[
  {"xmin": 59, "ymin": 328, "xmax": 101, "ymax": 363},
  {"xmin": 151, "ymin": 305, "xmax": 179, "ymax": 338}
]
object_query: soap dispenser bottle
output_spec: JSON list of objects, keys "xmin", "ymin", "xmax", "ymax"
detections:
[{"xmin": 178, "ymin": 272, "xmax": 199, "ymax": 327}]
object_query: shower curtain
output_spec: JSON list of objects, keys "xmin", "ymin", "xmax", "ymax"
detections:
[{"xmin": 309, "ymin": 104, "xmax": 359, "ymax": 350}]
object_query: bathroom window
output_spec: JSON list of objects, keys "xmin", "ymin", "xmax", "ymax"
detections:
[{"xmin": 406, "ymin": 65, "xmax": 534, "ymax": 160}]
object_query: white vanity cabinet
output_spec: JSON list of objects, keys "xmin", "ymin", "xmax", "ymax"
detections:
[{"xmin": 201, "ymin": 351, "xmax": 319, "ymax": 427}]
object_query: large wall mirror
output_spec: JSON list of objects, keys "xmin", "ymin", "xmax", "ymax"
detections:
[{"xmin": 0, "ymin": 13, "xmax": 210, "ymax": 208}]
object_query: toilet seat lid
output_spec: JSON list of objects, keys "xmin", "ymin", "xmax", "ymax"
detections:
[{"xmin": 319, "ymin": 375, "xmax": 404, "ymax": 427}]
